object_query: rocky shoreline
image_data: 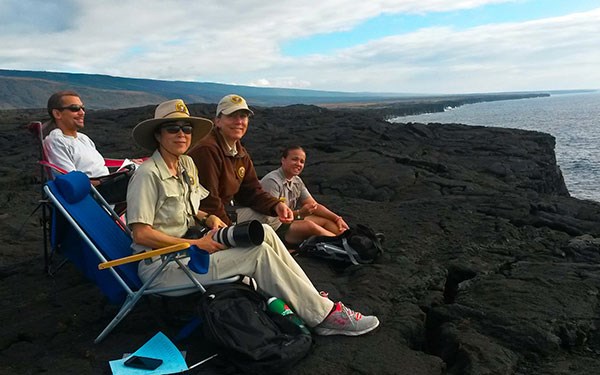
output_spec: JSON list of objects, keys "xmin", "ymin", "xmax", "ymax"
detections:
[{"xmin": 2, "ymin": 102, "xmax": 600, "ymax": 374}]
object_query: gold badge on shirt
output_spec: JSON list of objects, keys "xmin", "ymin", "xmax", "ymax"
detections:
[{"xmin": 237, "ymin": 166, "xmax": 246, "ymax": 179}]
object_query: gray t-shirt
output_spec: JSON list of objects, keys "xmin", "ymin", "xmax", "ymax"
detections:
[{"xmin": 260, "ymin": 167, "xmax": 311, "ymax": 210}]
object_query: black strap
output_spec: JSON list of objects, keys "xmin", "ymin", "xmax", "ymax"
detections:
[{"xmin": 180, "ymin": 163, "xmax": 198, "ymax": 221}]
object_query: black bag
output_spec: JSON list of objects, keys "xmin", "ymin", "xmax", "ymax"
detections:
[
  {"xmin": 94, "ymin": 165, "xmax": 135, "ymax": 204},
  {"xmin": 298, "ymin": 224, "xmax": 384, "ymax": 265},
  {"xmin": 197, "ymin": 280, "xmax": 313, "ymax": 374}
]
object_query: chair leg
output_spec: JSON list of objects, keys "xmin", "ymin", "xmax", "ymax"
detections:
[
  {"xmin": 42, "ymin": 201, "xmax": 69, "ymax": 276},
  {"xmin": 94, "ymin": 256, "xmax": 176, "ymax": 343},
  {"xmin": 42, "ymin": 203, "xmax": 51, "ymax": 275},
  {"xmin": 39, "ymin": 200, "xmax": 63, "ymax": 276},
  {"xmin": 47, "ymin": 258, "xmax": 69, "ymax": 276},
  {"xmin": 94, "ymin": 294, "xmax": 140, "ymax": 343}
]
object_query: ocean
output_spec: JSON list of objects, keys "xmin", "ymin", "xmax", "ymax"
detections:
[{"xmin": 390, "ymin": 91, "xmax": 600, "ymax": 202}]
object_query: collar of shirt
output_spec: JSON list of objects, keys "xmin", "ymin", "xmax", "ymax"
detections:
[
  {"xmin": 226, "ymin": 142, "xmax": 238, "ymax": 156},
  {"xmin": 213, "ymin": 129, "xmax": 244, "ymax": 157}
]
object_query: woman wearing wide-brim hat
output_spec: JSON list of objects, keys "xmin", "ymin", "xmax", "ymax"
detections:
[
  {"xmin": 127, "ymin": 99, "xmax": 227, "ymax": 272},
  {"xmin": 126, "ymin": 99, "xmax": 380, "ymax": 336}
]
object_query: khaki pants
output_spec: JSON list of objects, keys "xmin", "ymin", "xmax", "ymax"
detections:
[
  {"xmin": 235, "ymin": 206, "xmax": 282, "ymax": 231},
  {"xmin": 138, "ymin": 224, "xmax": 333, "ymax": 327}
]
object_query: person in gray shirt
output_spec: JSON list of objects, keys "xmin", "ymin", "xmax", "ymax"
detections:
[{"xmin": 260, "ymin": 146, "xmax": 349, "ymax": 246}]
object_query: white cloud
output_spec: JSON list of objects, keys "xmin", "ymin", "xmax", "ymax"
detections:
[
  {"xmin": 242, "ymin": 7, "xmax": 600, "ymax": 93},
  {"xmin": 249, "ymin": 77, "xmax": 312, "ymax": 89},
  {"xmin": 0, "ymin": 1, "xmax": 598, "ymax": 93}
]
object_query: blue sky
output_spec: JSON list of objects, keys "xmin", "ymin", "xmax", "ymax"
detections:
[
  {"xmin": 0, "ymin": 0, "xmax": 599, "ymax": 94},
  {"xmin": 283, "ymin": 0, "xmax": 599, "ymax": 56}
]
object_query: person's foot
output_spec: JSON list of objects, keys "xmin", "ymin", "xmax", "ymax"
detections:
[{"xmin": 314, "ymin": 302, "xmax": 379, "ymax": 336}]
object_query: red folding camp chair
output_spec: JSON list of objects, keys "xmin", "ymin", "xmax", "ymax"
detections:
[{"xmin": 27, "ymin": 120, "xmax": 132, "ymax": 274}]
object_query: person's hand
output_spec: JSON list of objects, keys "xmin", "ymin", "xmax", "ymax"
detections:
[
  {"xmin": 206, "ymin": 214, "xmax": 227, "ymax": 230},
  {"xmin": 193, "ymin": 232, "xmax": 227, "ymax": 254},
  {"xmin": 275, "ymin": 202, "xmax": 294, "ymax": 224},
  {"xmin": 300, "ymin": 202, "xmax": 318, "ymax": 217},
  {"xmin": 335, "ymin": 216, "xmax": 350, "ymax": 232},
  {"xmin": 131, "ymin": 158, "xmax": 145, "ymax": 165}
]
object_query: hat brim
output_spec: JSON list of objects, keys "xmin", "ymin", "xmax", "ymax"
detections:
[
  {"xmin": 220, "ymin": 106, "xmax": 254, "ymax": 116},
  {"xmin": 132, "ymin": 116, "xmax": 213, "ymax": 151}
]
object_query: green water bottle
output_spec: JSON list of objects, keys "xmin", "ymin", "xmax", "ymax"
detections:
[{"xmin": 267, "ymin": 297, "xmax": 311, "ymax": 335}]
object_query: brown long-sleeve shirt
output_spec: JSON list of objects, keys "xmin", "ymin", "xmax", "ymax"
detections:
[{"xmin": 187, "ymin": 129, "xmax": 280, "ymax": 225}]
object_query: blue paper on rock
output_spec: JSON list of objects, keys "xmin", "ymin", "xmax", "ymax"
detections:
[{"xmin": 110, "ymin": 332, "xmax": 188, "ymax": 374}]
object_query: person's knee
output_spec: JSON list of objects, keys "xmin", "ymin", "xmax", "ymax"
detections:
[
  {"xmin": 284, "ymin": 221, "xmax": 318, "ymax": 245},
  {"xmin": 254, "ymin": 242, "xmax": 286, "ymax": 265},
  {"xmin": 262, "ymin": 223, "xmax": 277, "ymax": 236},
  {"xmin": 305, "ymin": 221, "xmax": 321, "ymax": 230},
  {"xmin": 304, "ymin": 220, "xmax": 332, "ymax": 236}
]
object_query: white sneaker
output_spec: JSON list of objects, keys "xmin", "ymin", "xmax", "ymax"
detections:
[{"xmin": 314, "ymin": 302, "xmax": 379, "ymax": 336}]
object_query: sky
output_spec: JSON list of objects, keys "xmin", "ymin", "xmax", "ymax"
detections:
[{"xmin": 1, "ymin": 0, "xmax": 599, "ymax": 94}]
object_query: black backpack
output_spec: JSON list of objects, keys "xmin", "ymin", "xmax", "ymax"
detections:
[
  {"xmin": 298, "ymin": 224, "xmax": 384, "ymax": 265},
  {"xmin": 197, "ymin": 279, "xmax": 313, "ymax": 374}
]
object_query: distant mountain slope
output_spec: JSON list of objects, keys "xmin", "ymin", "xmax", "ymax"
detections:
[
  {"xmin": 2, "ymin": 69, "xmax": 592, "ymax": 112},
  {"xmin": 0, "ymin": 69, "xmax": 403, "ymax": 110},
  {"xmin": 0, "ymin": 75, "xmax": 165, "ymax": 110}
]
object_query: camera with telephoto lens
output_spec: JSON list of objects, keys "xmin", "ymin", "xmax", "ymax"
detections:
[
  {"xmin": 187, "ymin": 220, "xmax": 265, "ymax": 274},
  {"xmin": 212, "ymin": 220, "xmax": 264, "ymax": 248}
]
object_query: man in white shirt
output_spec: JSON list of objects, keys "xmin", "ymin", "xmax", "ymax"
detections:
[
  {"xmin": 43, "ymin": 90, "xmax": 138, "ymax": 203},
  {"xmin": 43, "ymin": 90, "xmax": 109, "ymax": 180}
]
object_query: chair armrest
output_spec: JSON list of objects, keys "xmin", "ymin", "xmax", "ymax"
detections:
[
  {"xmin": 104, "ymin": 158, "xmax": 125, "ymax": 168},
  {"xmin": 98, "ymin": 242, "xmax": 191, "ymax": 270},
  {"xmin": 39, "ymin": 160, "xmax": 68, "ymax": 175},
  {"xmin": 105, "ymin": 157, "xmax": 148, "ymax": 171}
]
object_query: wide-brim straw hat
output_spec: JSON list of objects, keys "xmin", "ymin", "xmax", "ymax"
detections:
[{"xmin": 132, "ymin": 99, "xmax": 213, "ymax": 150}]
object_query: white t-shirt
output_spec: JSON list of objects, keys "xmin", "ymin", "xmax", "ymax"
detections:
[{"xmin": 43, "ymin": 128, "xmax": 109, "ymax": 178}]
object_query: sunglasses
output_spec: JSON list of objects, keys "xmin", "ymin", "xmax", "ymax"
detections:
[
  {"xmin": 161, "ymin": 122, "xmax": 193, "ymax": 134},
  {"xmin": 58, "ymin": 104, "xmax": 85, "ymax": 112}
]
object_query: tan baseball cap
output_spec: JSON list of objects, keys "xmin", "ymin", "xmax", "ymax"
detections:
[{"xmin": 216, "ymin": 94, "xmax": 254, "ymax": 116}]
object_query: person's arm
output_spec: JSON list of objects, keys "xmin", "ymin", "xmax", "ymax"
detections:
[
  {"xmin": 127, "ymin": 164, "xmax": 226, "ymax": 254},
  {"xmin": 130, "ymin": 223, "xmax": 225, "ymax": 254},
  {"xmin": 236, "ymin": 157, "xmax": 282, "ymax": 215},
  {"xmin": 259, "ymin": 173, "xmax": 294, "ymax": 224},
  {"xmin": 274, "ymin": 202, "xmax": 294, "ymax": 223},
  {"xmin": 260, "ymin": 174, "xmax": 283, "ymax": 201},
  {"xmin": 189, "ymin": 145, "xmax": 231, "ymax": 224},
  {"xmin": 196, "ymin": 210, "xmax": 228, "ymax": 230},
  {"xmin": 300, "ymin": 197, "xmax": 349, "ymax": 231},
  {"xmin": 43, "ymin": 135, "xmax": 77, "ymax": 173},
  {"xmin": 293, "ymin": 182, "xmax": 318, "ymax": 219}
]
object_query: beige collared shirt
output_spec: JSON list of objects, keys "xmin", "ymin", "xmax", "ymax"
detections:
[{"xmin": 126, "ymin": 150, "xmax": 209, "ymax": 253}]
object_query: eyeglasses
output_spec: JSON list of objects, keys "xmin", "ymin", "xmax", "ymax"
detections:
[
  {"xmin": 58, "ymin": 104, "xmax": 85, "ymax": 112},
  {"xmin": 161, "ymin": 122, "xmax": 193, "ymax": 134}
]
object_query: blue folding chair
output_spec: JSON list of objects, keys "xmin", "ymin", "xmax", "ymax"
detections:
[{"xmin": 44, "ymin": 171, "xmax": 237, "ymax": 343}]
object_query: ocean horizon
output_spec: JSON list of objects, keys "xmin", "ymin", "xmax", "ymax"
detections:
[{"xmin": 390, "ymin": 91, "xmax": 600, "ymax": 202}]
